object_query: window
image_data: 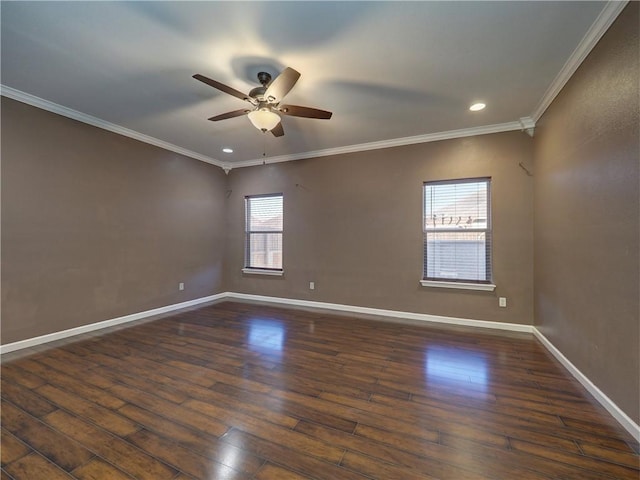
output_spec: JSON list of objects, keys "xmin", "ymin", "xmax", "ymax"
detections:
[
  {"xmin": 422, "ymin": 178, "xmax": 494, "ymax": 290},
  {"xmin": 244, "ymin": 194, "xmax": 283, "ymax": 273}
]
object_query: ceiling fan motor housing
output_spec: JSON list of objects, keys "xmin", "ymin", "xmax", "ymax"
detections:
[
  {"xmin": 257, "ymin": 71, "xmax": 272, "ymax": 86},
  {"xmin": 249, "ymin": 72, "xmax": 273, "ymax": 101},
  {"xmin": 249, "ymin": 86, "xmax": 267, "ymax": 100}
]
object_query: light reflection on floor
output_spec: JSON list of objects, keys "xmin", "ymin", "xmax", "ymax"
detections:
[
  {"xmin": 425, "ymin": 346, "xmax": 489, "ymax": 392},
  {"xmin": 213, "ymin": 441, "xmax": 241, "ymax": 479},
  {"xmin": 247, "ymin": 319, "xmax": 285, "ymax": 357},
  {"xmin": 246, "ymin": 318, "xmax": 287, "ymax": 411}
]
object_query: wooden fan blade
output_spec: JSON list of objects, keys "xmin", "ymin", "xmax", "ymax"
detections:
[
  {"xmin": 271, "ymin": 122, "xmax": 284, "ymax": 137},
  {"xmin": 208, "ymin": 109, "xmax": 251, "ymax": 121},
  {"xmin": 264, "ymin": 67, "xmax": 301, "ymax": 103},
  {"xmin": 279, "ymin": 104, "xmax": 332, "ymax": 120},
  {"xmin": 193, "ymin": 74, "xmax": 252, "ymax": 103}
]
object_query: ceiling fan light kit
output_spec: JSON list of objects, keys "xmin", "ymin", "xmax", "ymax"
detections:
[
  {"xmin": 248, "ymin": 109, "xmax": 281, "ymax": 132},
  {"xmin": 193, "ymin": 67, "xmax": 332, "ymax": 137}
]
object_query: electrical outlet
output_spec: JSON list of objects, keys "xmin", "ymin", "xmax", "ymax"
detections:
[
  {"xmin": 309, "ymin": 281, "xmax": 315, "ymax": 290},
  {"xmin": 499, "ymin": 297, "xmax": 507, "ymax": 307},
  {"xmin": 179, "ymin": 282, "xmax": 185, "ymax": 291}
]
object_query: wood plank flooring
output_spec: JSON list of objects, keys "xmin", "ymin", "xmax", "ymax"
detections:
[{"xmin": 1, "ymin": 301, "xmax": 638, "ymax": 479}]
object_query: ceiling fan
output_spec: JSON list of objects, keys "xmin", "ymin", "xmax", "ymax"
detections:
[{"xmin": 193, "ymin": 67, "xmax": 332, "ymax": 137}]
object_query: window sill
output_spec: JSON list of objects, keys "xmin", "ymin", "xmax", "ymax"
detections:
[
  {"xmin": 420, "ymin": 280, "xmax": 496, "ymax": 292},
  {"xmin": 242, "ymin": 268, "xmax": 284, "ymax": 277}
]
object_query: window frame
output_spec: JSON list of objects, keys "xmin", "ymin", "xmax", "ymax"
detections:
[
  {"xmin": 243, "ymin": 193, "xmax": 284, "ymax": 276},
  {"xmin": 421, "ymin": 178, "xmax": 495, "ymax": 291}
]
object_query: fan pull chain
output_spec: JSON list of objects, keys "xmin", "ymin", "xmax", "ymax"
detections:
[{"xmin": 262, "ymin": 132, "xmax": 267, "ymax": 165}]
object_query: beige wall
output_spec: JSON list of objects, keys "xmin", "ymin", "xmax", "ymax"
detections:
[
  {"xmin": 533, "ymin": 3, "xmax": 639, "ymax": 423},
  {"xmin": 2, "ymin": 98, "xmax": 534, "ymax": 347},
  {"xmin": 1, "ymin": 97, "xmax": 227, "ymax": 344},
  {"xmin": 225, "ymin": 132, "xmax": 534, "ymax": 324}
]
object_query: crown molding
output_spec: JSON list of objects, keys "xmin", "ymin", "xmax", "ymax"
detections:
[
  {"xmin": 3, "ymin": 84, "xmax": 533, "ymax": 173},
  {"xmin": 225, "ymin": 119, "xmax": 535, "ymax": 170},
  {"xmin": 531, "ymin": 1, "xmax": 628, "ymax": 122},
  {"xmin": 1, "ymin": 85, "xmax": 224, "ymax": 168}
]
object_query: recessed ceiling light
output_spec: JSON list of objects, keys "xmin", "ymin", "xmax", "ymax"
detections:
[
  {"xmin": 222, "ymin": 148, "xmax": 233, "ymax": 153},
  {"xmin": 469, "ymin": 103, "xmax": 486, "ymax": 112}
]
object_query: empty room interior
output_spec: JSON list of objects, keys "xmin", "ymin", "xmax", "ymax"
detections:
[{"xmin": 1, "ymin": 2, "xmax": 639, "ymax": 479}]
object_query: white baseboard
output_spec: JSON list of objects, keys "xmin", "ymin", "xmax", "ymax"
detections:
[
  {"xmin": 2, "ymin": 290, "xmax": 636, "ymax": 443},
  {"xmin": 225, "ymin": 292, "xmax": 534, "ymax": 333},
  {"xmin": 0, "ymin": 291, "xmax": 532, "ymax": 355},
  {"xmin": 0, "ymin": 293, "xmax": 226, "ymax": 355},
  {"xmin": 533, "ymin": 328, "xmax": 640, "ymax": 442}
]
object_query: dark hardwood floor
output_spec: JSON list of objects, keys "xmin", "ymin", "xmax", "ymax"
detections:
[{"xmin": 1, "ymin": 301, "xmax": 638, "ymax": 479}]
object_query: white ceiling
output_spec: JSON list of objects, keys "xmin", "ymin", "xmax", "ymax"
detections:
[{"xmin": 1, "ymin": 1, "xmax": 617, "ymax": 169}]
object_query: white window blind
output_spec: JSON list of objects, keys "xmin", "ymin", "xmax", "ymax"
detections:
[
  {"xmin": 245, "ymin": 194, "xmax": 283, "ymax": 271},
  {"xmin": 423, "ymin": 178, "xmax": 492, "ymax": 284}
]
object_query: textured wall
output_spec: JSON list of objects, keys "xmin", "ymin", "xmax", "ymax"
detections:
[
  {"xmin": 1, "ymin": 97, "xmax": 228, "ymax": 344},
  {"xmin": 533, "ymin": 3, "xmax": 639, "ymax": 423},
  {"xmin": 225, "ymin": 131, "xmax": 534, "ymax": 324}
]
